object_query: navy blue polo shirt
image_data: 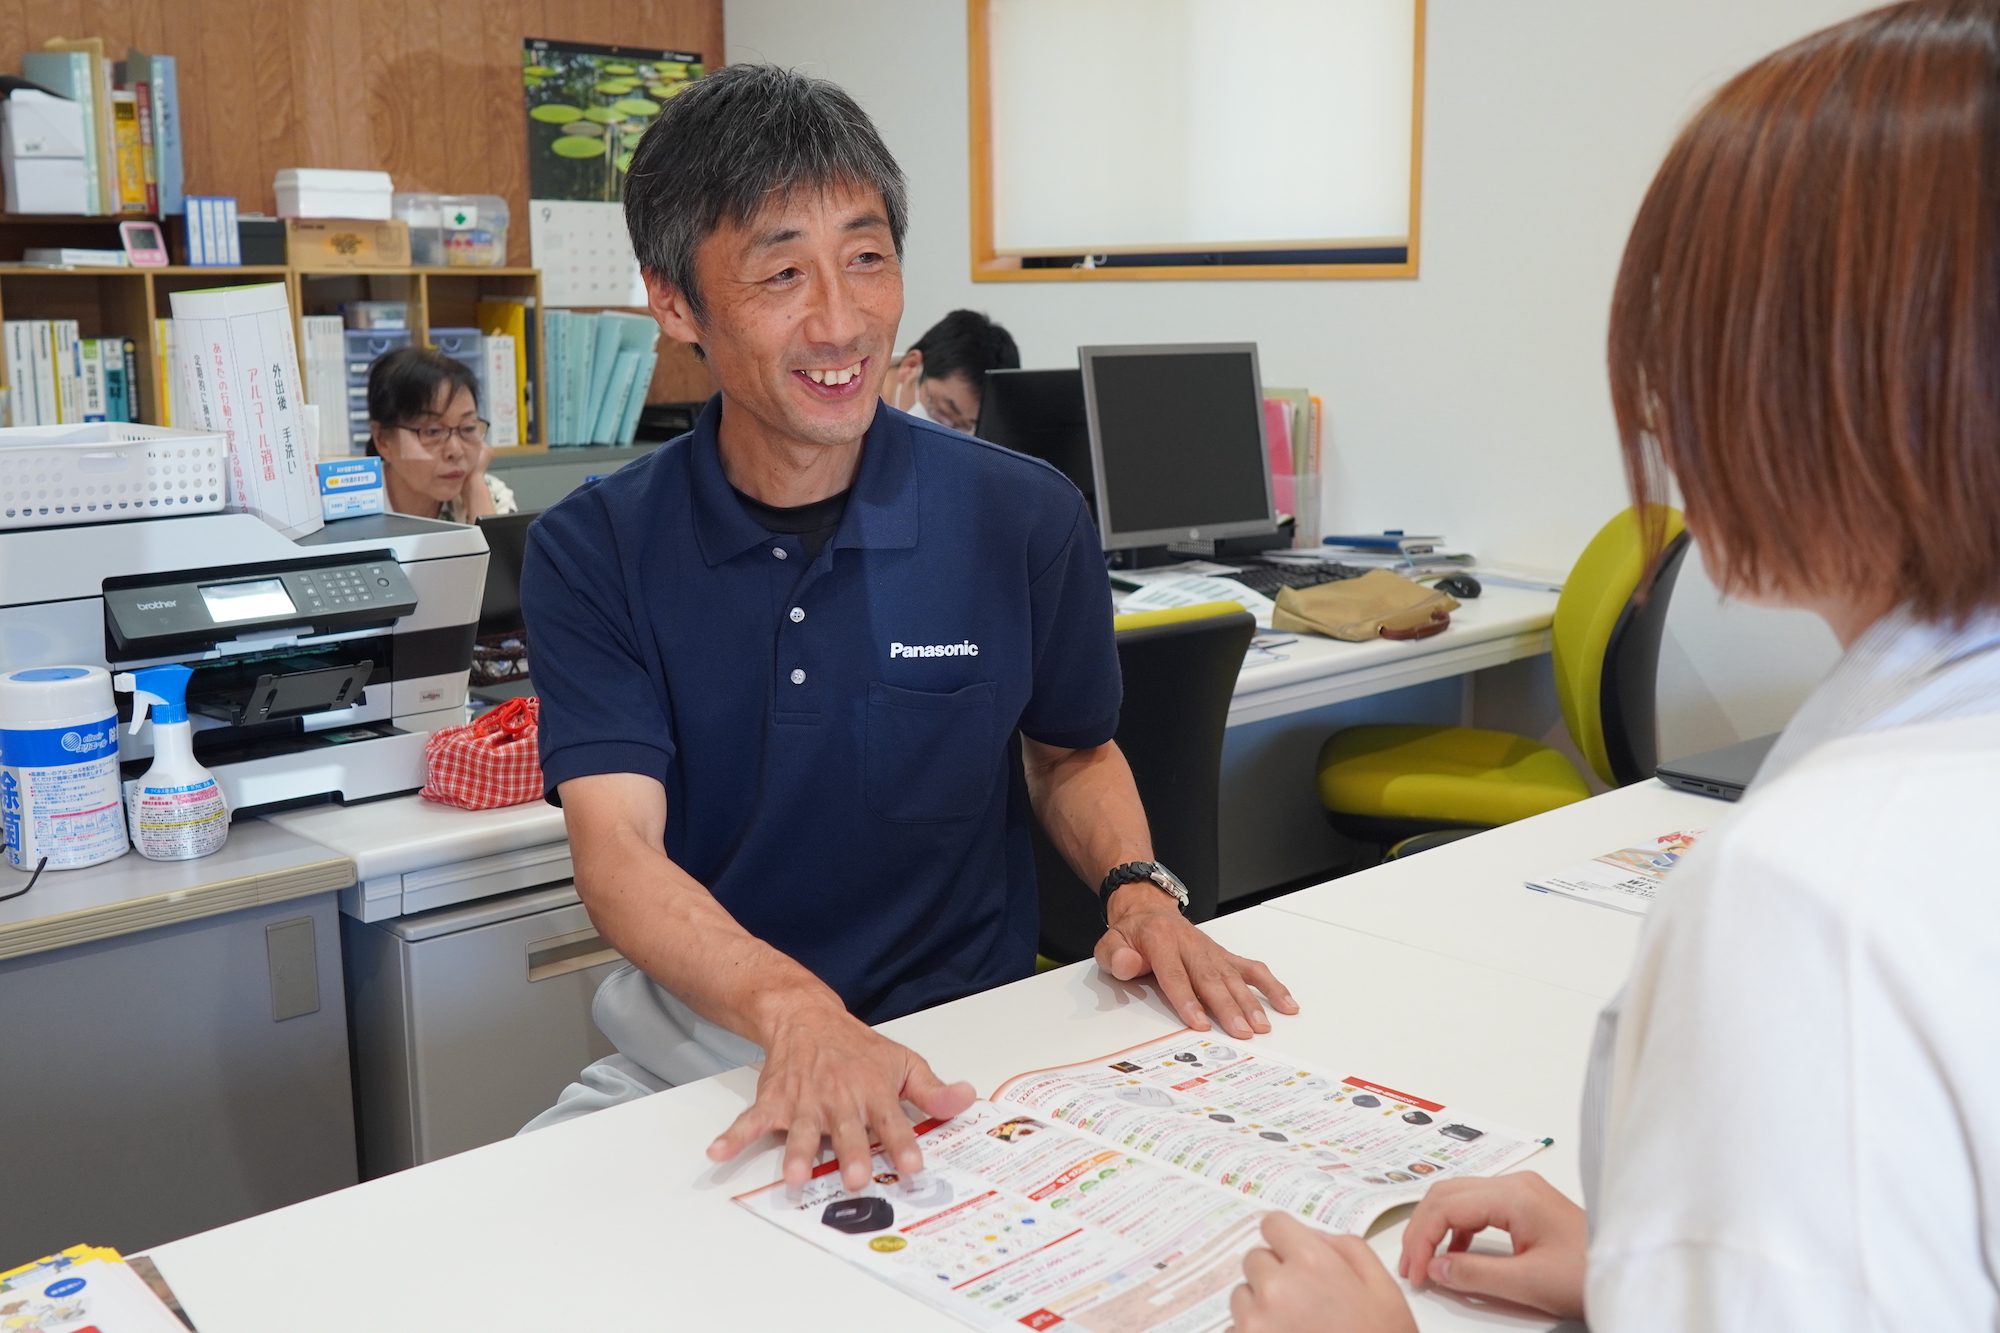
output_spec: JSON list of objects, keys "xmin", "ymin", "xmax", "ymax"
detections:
[{"xmin": 521, "ymin": 396, "xmax": 1120, "ymax": 1024}]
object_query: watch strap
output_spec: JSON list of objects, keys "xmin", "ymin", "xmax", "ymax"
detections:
[{"xmin": 1098, "ymin": 861, "xmax": 1188, "ymax": 928}]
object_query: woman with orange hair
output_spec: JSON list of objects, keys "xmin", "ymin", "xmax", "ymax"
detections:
[{"xmin": 1229, "ymin": 3, "xmax": 2000, "ymax": 1328}]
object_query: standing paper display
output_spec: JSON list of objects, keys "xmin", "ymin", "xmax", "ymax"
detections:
[{"xmin": 170, "ymin": 283, "xmax": 322, "ymax": 539}]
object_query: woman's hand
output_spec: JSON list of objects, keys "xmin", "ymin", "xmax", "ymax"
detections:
[
  {"xmin": 458, "ymin": 437, "xmax": 497, "ymax": 519},
  {"xmin": 1228, "ymin": 1212, "xmax": 1418, "ymax": 1333},
  {"xmin": 1396, "ymin": 1172, "xmax": 1586, "ymax": 1320}
]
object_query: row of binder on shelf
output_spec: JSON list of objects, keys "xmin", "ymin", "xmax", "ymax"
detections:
[{"xmin": 2, "ymin": 320, "xmax": 138, "ymax": 425}]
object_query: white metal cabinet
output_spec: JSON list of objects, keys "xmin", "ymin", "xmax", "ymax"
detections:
[{"xmin": 343, "ymin": 881, "xmax": 621, "ymax": 1177}]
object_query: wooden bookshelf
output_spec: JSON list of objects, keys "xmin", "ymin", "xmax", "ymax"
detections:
[{"xmin": 0, "ymin": 262, "xmax": 550, "ymax": 443}]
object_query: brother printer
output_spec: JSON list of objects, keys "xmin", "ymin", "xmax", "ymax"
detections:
[{"xmin": 0, "ymin": 510, "xmax": 488, "ymax": 815}]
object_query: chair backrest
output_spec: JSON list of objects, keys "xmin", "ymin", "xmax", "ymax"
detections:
[
  {"xmin": 1550, "ymin": 507, "xmax": 1689, "ymax": 787},
  {"xmin": 1032, "ymin": 603, "xmax": 1255, "ymax": 963}
]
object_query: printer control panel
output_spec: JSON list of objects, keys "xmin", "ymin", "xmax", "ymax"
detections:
[
  {"xmin": 289, "ymin": 562, "xmax": 407, "ymax": 614},
  {"xmin": 104, "ymin": 553, "xmax": 419, "ymax": 657}
]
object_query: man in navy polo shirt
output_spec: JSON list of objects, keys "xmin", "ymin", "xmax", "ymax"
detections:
[{"xmin": 519, "ymin": 65, "xmax": 1296, "ymax": 1191}]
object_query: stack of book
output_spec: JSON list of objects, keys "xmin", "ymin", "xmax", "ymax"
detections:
[
  {"xmin": 19, "ymin": 40, "xmax": 182, "ymax": 217},
  {"xmin": 0, "ymin": 1243, "xmax": 189, "ymax": 1331},
  {"xmin": 3, "ymin": 321, "xmax": 138, "ymax": 425},
  {"xmin": 476, "ymin": 298, "xmax": 535, "ymax": 442},
  {"xmin": 1311, "ymin": 533, "xmax": 1476, "ymax": 576},
  {"xmin": 542, "ymin": 310, "xmax": 657, "ymax": 446}
]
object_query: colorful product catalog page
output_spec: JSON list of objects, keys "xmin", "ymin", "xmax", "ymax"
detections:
[{"xmin": 735, "ymin": 1032, "xmax": 1550, "ymax": 1332}]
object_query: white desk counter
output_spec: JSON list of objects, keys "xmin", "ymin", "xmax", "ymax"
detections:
[
  {"xmin": 1228, "ymin": 584, "xmax": 1559, "ymax": 726},
  {"xmin": 147, "ymin": 903, "xmax": 1600, "ymax": 1333},
  {"xmin": 265, "ymin": 794, "xmax": 566, "ymax": 921},
  {"xmin": 0, "ymin": 821, "xmax": 353, "ymax": 961},
  {"xmin": 1272, "ymin": 781, "xmax": 1722, "ymax": 1000}
]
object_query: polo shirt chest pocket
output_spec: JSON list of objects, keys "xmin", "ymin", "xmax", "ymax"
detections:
[{"xmin": 866, "ymin": 680, "xmax": 999, "ymax": 822}]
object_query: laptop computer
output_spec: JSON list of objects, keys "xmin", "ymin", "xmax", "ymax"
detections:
[{"xmin": 1654, "ymin": 732, "xmax": 1780, "ymax": 802}]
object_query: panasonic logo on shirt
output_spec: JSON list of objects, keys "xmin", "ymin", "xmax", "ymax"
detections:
[{"xmin": 890, "ymin": 640, "xmax": 980, "ymax": 658}]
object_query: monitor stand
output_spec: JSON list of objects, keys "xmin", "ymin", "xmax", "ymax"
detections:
[
  {"xmin": 1106, "ymin": 545, "xmax": 1182, "ymax": 570},
  {"xmin": 1105, "ymin": 519, "xmax": 1296, "ymax": 569}
]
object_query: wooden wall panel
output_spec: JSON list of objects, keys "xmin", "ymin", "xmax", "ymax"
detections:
[{"xmin": 0, "ymin": 0, "xmax": 723, "ymax": 268}]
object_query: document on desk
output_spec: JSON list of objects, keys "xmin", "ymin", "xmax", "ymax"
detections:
[
  {"xmin": 1116, "ymin": 575, "xmax": 1277, "ymax": 626},
  {"xmin": 1526, "ymin": 827, "xmax": 1705, "ymax": 915},
  {"xmin": 735, "ymin": 1031, "xmax": 1551, "ymax": 1332}
]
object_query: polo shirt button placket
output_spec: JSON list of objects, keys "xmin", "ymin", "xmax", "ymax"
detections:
[
  {"xmin": 790, "ymin": 668, "xmax": 806, "ymax": 685},
  {"xmin": 789, "ymin": 606, "xmax": 805, "ymax": 623}
]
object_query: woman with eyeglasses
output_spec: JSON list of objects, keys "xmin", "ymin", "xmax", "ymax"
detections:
[{"xmin": 365, "ymin": 346, "xmax": 518, "ymax": 522}]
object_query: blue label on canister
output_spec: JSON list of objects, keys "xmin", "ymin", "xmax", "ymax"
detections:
[{"xmin": 0, "ymin": 719, "xmax": 121, "ymax": 767}]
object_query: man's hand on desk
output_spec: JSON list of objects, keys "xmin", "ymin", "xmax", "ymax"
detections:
[
  {"xmin": 706, "ymin": 993, "xmax": 975, "ymax": 1192},
  {"xmin": 1097, "ymin": 887, "xmax": 1300, "ymax": 1040}
]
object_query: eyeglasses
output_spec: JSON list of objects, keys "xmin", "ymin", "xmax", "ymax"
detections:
[{"xmin": 397, "ymin": 421, "xmax": 490, "ymax": 451}]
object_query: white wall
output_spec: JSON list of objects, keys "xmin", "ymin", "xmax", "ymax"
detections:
[{"xmin": 723, "ymin": 0, "xmax": 1861, "ymax": 757}]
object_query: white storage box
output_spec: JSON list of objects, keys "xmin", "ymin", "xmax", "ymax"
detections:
[
  {"xmin": 0, "ymin": 423, "xmax": 227, "ymax": 530},
  {"xmin": 276, "ymin": 168, "xmax": 394, "ymax": 221}
]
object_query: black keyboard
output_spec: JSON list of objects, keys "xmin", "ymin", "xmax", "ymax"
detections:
[{"xmin": 1221, "ymin": 561, "xmax": 1371, "ymax": 596}]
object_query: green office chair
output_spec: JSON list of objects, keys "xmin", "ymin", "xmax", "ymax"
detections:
[
  {"xmin": 1315, "ymin": 507, "xmax": 1691, "ymax": 850},
  {"xmin": 1033, "ymin": 601, "xmax": 1255, "ymax": 965}
]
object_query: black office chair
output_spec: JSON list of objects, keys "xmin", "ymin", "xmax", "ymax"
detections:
[{"xmin": 1032, "ymin": 602, "xmax": 1256, "ymax": 964}]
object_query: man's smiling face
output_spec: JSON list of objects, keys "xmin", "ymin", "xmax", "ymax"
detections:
[{"xmin": 668, "ymin": 180, "xmax": 904, "ymax": 453}]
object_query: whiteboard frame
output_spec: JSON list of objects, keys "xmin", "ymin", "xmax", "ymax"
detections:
[{"xmin": 967, "ymin": 0, "xmax": 1427, "ymax": 283}]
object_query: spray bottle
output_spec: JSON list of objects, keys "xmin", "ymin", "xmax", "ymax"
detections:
[{"xmin": 114, "ymin": 664, "xmax": 229, "ymax": 861}]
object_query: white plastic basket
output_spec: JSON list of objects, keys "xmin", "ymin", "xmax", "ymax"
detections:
[{"xmin": 0, "ymin": 423, "xmax": 228, "ymax": 531}]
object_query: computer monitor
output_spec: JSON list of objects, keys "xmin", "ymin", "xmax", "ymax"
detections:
[
  {"xmin": 475, "ymin": 510, "xmax": 541, "ymax": 637},
  {"xmin": 1079, "ymin": 342, "xmax": 1276, "ymax": 550},
  {"xmin": 974, "ymin": 368, "xmax": 1094, "ymax": 502}
]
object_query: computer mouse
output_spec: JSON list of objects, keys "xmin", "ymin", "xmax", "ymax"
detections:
[
  {"xmin": 822, "ymin": 1196, "xmax": 896, "ymax": 1234},
  {"xmin": 1434, "ymin": 575, "xmax": 1482, "ymax": 599}
]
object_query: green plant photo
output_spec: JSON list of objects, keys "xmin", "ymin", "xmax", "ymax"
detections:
[{"xmin": 523, "ymin": 38, "xmax": 703, "ymax": 202}]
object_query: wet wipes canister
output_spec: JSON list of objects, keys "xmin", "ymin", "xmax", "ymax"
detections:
[{"xmin": 0, "ymin": 665, "xmax": 128, "ymax": 870}]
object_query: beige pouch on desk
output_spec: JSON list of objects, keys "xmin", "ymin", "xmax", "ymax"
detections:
[{"xmin": 1271, "ymin": 569, "xmax": 1461, "ymax": 641}]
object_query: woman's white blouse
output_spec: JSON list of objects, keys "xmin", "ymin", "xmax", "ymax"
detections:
[
  {"xmin": 1583, "ymin": 610, "xmax": 2000, "ymax": 1330},
  {"xmin": 439, "ymin": 470, "xmax": 517, "ymax": 525}
]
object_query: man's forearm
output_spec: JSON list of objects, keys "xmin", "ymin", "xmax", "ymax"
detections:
[
  {"xmin": 562, "ymin": 778, "xmax": 847, "ymax": 1047},
  {"xmin": 1021, "ymin": 737, "xmax": 1153, "ymax": 891}
]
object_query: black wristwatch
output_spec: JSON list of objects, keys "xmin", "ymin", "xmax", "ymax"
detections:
[{"xmin": 1098, "ymin": 861, "xmax": 1190, "ymax": 927}]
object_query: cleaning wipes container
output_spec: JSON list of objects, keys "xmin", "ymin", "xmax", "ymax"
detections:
[
  {"xmin": 0, "ymin": 664, "xmax": 128, "ymax": 870},
  {"xmin": 115, "ymin": 663, "xmax": 228, "ymax": 861}
]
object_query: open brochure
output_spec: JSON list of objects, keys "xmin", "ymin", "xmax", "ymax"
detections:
[
  {"xmin": 1526, "ymin": 828, "xmax": 1704, "ymax": 915},
  {"xmin": 735, "ymin": 1031, "xmax": 1550, "ymax": 1332}
]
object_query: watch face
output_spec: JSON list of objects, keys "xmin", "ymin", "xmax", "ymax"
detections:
[{"xmin": 1145, "ymin": 866, "xmax": 1190, "ymax": 905}]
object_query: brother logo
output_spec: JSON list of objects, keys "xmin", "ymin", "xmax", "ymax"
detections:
[
  {"xmin": 136, "ymin": 599, "xmax": 177, "ymax": 611},
  {"xmin": 889, "ymin": 640, "xmax": 980, "ymax": 659}
]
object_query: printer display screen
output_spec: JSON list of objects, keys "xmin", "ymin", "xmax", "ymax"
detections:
[{"xmin": 201, "ymin": 578, "xmax": 297, "ymax": 624}]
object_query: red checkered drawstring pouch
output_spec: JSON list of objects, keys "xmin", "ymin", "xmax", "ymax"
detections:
[{"xmin": 420, "ymin": 696, "xmax": 545, "ymax": 810}]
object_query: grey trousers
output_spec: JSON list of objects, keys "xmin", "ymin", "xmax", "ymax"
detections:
[{"xmin": 518, "ymin": 962, "xmax": 766, "ymax": 1134}]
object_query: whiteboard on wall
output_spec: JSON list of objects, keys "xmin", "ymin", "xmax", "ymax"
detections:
[{"xmin": 976, "ymin": 0, "xmax": 1422, "ymax": 274}]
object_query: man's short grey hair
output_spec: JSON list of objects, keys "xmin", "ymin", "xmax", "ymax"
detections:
[{"xmin": 623, "ymin": 64, "xmax": 907, "ymax": 323}]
